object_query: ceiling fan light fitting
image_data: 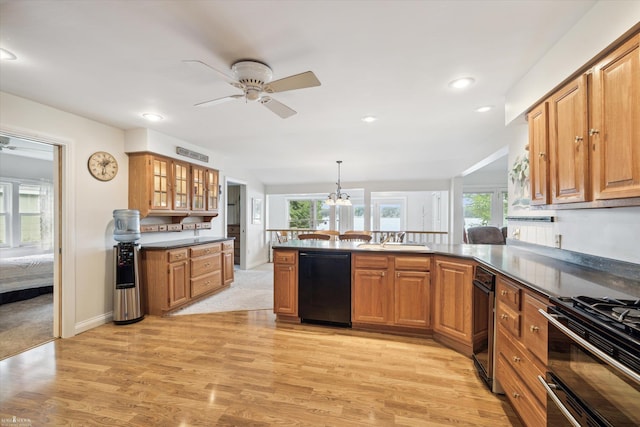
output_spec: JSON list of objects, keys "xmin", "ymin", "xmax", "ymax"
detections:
[{"xmin": 232, "ymin": 60, "xmax": 273, "ymax": 85}]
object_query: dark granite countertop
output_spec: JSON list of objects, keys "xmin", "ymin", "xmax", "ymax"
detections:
[
  {"xmin": 141, "ymin": 236, "xmax": 233, "ymax": 250},
  {"xmin": 272, "ymin": 241, "xmax": 640, "ymax": 300}
]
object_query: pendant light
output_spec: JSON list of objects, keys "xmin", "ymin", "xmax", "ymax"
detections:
[{"xmin": 325, "ymin": 160, "xmax": 351, "ymax": 206}]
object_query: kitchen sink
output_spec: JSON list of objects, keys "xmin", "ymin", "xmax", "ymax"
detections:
[{"xmin": 356, "ymin": 243, "xmax": 430, "ymax": 251}]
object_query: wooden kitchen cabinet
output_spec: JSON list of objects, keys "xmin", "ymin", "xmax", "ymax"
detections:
[
  {"xmin": 141, "ymin": 240, "xmax": 233, "ymax": 316},
  {"xmin": 351, "ymin": 253, "xmax": 432, "ymax": 333},
  {"xmin": 394, "ymin": 256, "xmax": 431, "ymax": 329},
  {"xmin": 548, "ymin": 74, "xmax": 589, "ymax": 204},
  {"xmin": 527, "ymin": 102, "xmax": 550, "ymax": 206},
  {"xmin": 495, "ymin": 275, "xmax": 548, "ymax": 427},
  {"xmin": 222, "ymin": 240, "xmax": 234, "ymax": 286},
  {"xmin": 526, "ymin": 30, "xmax": 640, "ymax": 208},
  {"xmin": 273, "ymin": 250, "xmax": 298, "ymax": 318},
  {"xmin": 591, "ymin": 33, "xmax": 640, "ymax": 201},
  {"xmin": 167, "ymin": 249, "xmax": 189, "ymax": 308},
  {"xmin": 433, "ymin": 256, "xmax": 475, "ymax": 354},
  {"xmin": 352, "ymin": 254, "xmax": 392, "ymax": 325},
  {"xmin": 128, "ymin": 152, "xmax": 220, "ymax": 219}
]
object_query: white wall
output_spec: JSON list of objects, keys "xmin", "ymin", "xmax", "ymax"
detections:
[{"xmin": 0, "ymin": 91, "xmax": 268, "ymax": 337}]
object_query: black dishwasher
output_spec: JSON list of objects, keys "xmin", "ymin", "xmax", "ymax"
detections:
[{"xmin": 298, "ymin": 251, "xmax": 351, "ymax": 327}]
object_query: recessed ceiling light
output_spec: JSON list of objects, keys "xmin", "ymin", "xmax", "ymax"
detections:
[
  {"xmin": 142, "ymin": 113, "xmax": 164, "ymax": 122},
  {"xmin": 475, "ymin": 105, "xmax": 493, "ymax": 113},
  {"xmin": 361, "ymin": 116, "xmax": 377, "ymax": 123},
  {"xmin": 0, "ymin": 48, "xmax": 17, "ymax": 61},
  {"xmin": 448, "ymin": 77, "xmax": 475, "ymax": 89}
]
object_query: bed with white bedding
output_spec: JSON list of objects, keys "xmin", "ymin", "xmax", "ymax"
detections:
[{"xmin": 0, "ymin": 253, "xmax": 54, "ymax": 304}]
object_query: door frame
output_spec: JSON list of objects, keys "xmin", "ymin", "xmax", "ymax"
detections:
[
  {"xmin": 0, "ymin": 127, "xmax": 76, "ymax": 338},
  {"xmin": 224, "ymin": 177, "xmax": 247, "ymax": 270}
]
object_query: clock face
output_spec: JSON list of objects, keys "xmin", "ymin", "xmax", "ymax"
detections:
[{"xmin": 88, "ymin": 151, "xmax": 118, "ymax": 181}]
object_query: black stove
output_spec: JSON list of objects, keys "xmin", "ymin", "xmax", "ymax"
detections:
[{"xmin": 551, "ymin": 295, "xmax": 640, "ymax": 375}]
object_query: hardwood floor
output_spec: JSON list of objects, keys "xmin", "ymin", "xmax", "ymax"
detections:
[{"xmin": 0, "ymin": 310, "xmax": 522, "ymax": 426}]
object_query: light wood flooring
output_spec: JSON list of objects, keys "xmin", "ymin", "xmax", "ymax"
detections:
[{"xmin": 0, "ymin": 310, "xmax": 522, "ymax": 426}]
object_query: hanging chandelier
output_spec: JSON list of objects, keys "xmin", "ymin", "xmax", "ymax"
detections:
[{"xmin": 325, "ymin": 160, "xmax": 351, "ymax": 206}]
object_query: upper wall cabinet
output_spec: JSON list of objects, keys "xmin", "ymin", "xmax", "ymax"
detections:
[
  {"xmin": 128, "ymin": 152, "xmax": 219, "ymax": 219},
  {"xmin": 526, "ymin": 31, "xmax": 640, "ymax": 208},
  {"xmin": 591, "ymin": 34, "xmax": 640, "ymax": 201}
]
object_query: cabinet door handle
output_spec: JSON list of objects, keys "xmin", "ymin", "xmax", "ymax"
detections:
[
  {"xmin": 538, "ymin": 152, "xmax": 546, "ymax": 158},
  {"xmin": 574, "ymin": 136, "xmax": 583, "ymax": 144},
  {"xmin": 530, "ymin": 325, "xmax": 540, "ymax": 333},
  {"xmin": 512, "ymin": 392, "xmax": 520, "ymax": 399},
  {"xmin": 204, "ymin": 263, "xmax": 210, "ymax": 267},
  {"xmin": 501, "ymin": 290, "xmax": 507, "ymax": 296},
  {"xmin": 501, "ymin": 313, "xmax": 509, "ymax": 320},
  {"xmin": 589, "ymin": 128, "xmax": 599, "ymax": 136},
  {"xmin": 397, "ymin": 272, "xmax": 400, "ymax": 278},
  {"xmin": 381, "ymin": 272, "xmax": 385, "ymax": 277},
  {"xmin": 512, "ymin": 356, "xmax": 521, "ymax": 363}
]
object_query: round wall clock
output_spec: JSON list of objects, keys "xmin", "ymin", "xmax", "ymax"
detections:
[{"xmin": 88, "ymin": 151, "xmax": 118, "ymax": 181}]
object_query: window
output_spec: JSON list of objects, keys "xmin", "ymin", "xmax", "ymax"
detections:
[
  {"xmin": 287, "ymin": 198, "xmax": 329, "ymax": 230},
  {"xmin": 463, "ymin": 189, "xmax": 508, "ymax": 229},
  {"xmin": 19, "ymin": 184, "xmax": 42, "ymax": 244},
  {"xmin": 371, "ymin": 198, "xmax": 405, "ymax": 231},
  {"xmin": 0, "ymin": 183, "xmax": 9, "ymax": 245}
]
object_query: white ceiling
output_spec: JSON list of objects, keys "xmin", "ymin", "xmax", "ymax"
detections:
[{"xmin": 0, "ymin": 0, "xmax": 596, "ymax": 185}]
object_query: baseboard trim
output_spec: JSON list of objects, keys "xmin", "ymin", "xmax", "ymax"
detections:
[{"xmin": 75, "ymin": 311, "xmax": 112, "ymax": 335}]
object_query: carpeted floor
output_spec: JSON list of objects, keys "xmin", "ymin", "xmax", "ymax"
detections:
[
  {"xmin": 0, "ymin": 293, "xmax": 54, "ymax": 360},
  {"xmin": 173, "ymin": 262, "xmax": 274, "ymax": 316}
]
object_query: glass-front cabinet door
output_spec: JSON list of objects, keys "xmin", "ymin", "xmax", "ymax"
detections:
[
  {"xmin": 206, "ymin": 169, "xmax": 219, "ymax": 213},
  {"xmin": 192, "ymin": 166, "xmax": 205, "ymax": 211},
  {"xmin": 151, "ymin": 157, "xmax": 170, "ymax": 211},
  {"xmin": 173, "ymin": 161, "xmax": 190, "ymax": 211}
]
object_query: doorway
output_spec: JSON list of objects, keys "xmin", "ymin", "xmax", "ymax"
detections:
[
  {"xmin": 225, "ymin": 179, "xmax": 246, "ymax": 270},
  {"xmin": 0, "ymin": 134, "xmax": 59, "ymax": 359}
]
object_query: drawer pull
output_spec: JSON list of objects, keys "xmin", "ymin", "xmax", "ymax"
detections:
[
  {"xmin": 205, "ymin": 263, "xmax": 210, "ymax": 267},
  {"xmin": 501, "ymin": 290, "xmax": 508, "ymax": 296},
  {"xmin": 512, "ymin": 392, "xmax": 520, "ymax": 399},
  {"xmin": 501, "ymin": 314, "xmax": 509, "ymax": 320},
  {"xmin": 530, "ymin": 325, "xmax": 540, "ymax": 333},
  {"xmin": 512, "ymin": 356, "xmax": 521, "ymax": 363},
  {"xmin": 381, "ymin": 272, "xmax": 385, "ymax": 277}
]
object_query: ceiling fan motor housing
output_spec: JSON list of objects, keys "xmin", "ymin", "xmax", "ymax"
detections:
[{"xmin": 232, "ymin": 61, "xmax": 273, "ymax": 101}]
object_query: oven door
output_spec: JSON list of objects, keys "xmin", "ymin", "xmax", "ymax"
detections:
[{"xmin": 539, "ymin": 309, "xmax": 640, "ymax": 427}]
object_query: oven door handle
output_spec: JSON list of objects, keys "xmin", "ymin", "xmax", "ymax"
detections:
[
  {"xmin": 539, "ymin": 309, "xmax": 640, "ymax": 385},
  {"xmin": 537, "ymin": 375, "xmax": 581, "ymax": 427}
]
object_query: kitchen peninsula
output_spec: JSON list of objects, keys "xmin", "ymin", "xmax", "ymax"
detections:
[{"xmin": 272, "ymin": 239, "xmax": 640, "ymax": 426}]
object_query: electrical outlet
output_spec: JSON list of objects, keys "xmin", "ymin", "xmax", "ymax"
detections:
[{"xmin": 555, "ymin": 234, "xmax": 562, "ymax": 248}]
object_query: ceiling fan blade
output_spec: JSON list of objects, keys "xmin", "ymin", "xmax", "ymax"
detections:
[
  {"xmin": 260, "ymin": 96, "xmax": 296, "ymax": 119},
  {"xmin": 264, "ymin": 71, "xmax": 321, "ymax": 93},
  {"xmin": 182, "ymin": 59, "xmax": 242, "ymax": 88},
  {"xmin": 194, "ymin": 94, "xmax": 244, "ymax": 108}
]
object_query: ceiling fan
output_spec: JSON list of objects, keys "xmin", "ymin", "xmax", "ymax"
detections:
[
  {"xmin": 0, "ymin": 136, "xmax": 51, "ymax": 153},
  {"xmin": 184, "ymin": 59, "xmax": 321, "ymax": 118}
]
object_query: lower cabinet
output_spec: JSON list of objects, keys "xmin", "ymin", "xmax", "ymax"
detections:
[
  {"xmin": 273, "ymin": 249, "xmax": 298, "ymax": 317},
  {"xmin": 141, "ymin": 240, "xmax": 234, "ymax": 316},
  {"xmin": 352, "ymin": 253, "xmax": 431, "ymax": 333},
  {"xmin": 432, "ymin": 256, "xmax": 475, "ymax": 354},
  {"xmin": 222, "ymin": 240, "xmax": 234, "ymax": 286},
  {"xmin": 495, "ymin": 274, "xmax": 548, "ymax": 427}
]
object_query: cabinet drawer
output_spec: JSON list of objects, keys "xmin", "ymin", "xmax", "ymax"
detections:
[
  {"xmin": 497, "ymin": 301, "xmax": 521, "ymax": 338},
  {"xmin": 496, "ymin": 354, "xmax": 546, "ymax": 427},
  {"xmin": 497, "ymin": 276, "xmax": 521, "ymax": 310},
  {"xmin": 354, "ymin": 254, "xmax": 390, "ymax": 269},
  {"xmin": 191, "ymin": 243, "xmax": 221, "ymax": 258},
  {"xmin": 191, "ymin": 271, "xmax": 222, "ymax": 298},
  {"xmin": 273, "ymin": 250, "xmax": 296, "ymax": 265},
  {"xmin": 523, "ymin": 293, "xmax": 548, "ymax": 365},
  {"xmin": 191, "ymin": 254, "xmax": 221, "ymax": 277},
  {"xmin": 395, "ymin": 255, "xmax": 430, "ymax": 271},
  {"xmin": 497, "ymin": 327, "xmax": 546, "ymax": 408},
  {"xmin": 168, "ymin": 249, "xmax": 188, "ymax": 263},
  {"xmin": 222, "ymin": 240, "xmax": 234, "ymax": 251}
]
